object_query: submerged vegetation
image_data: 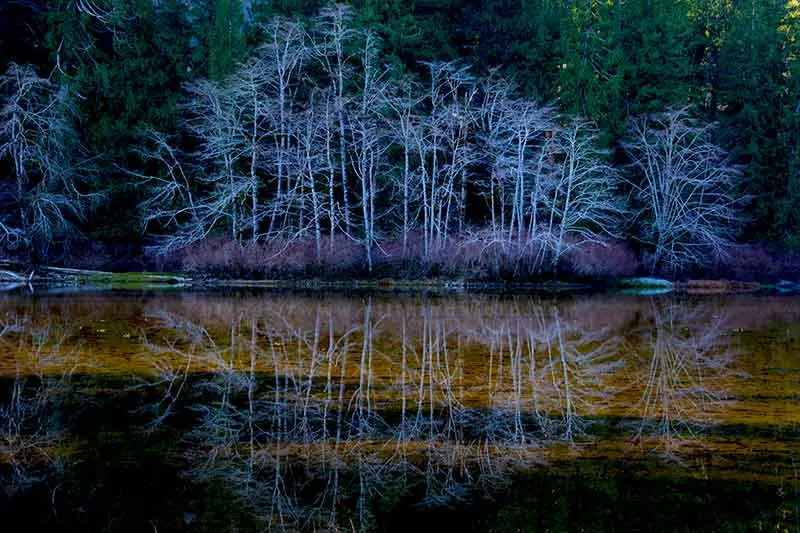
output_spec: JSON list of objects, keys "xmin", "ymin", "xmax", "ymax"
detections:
[{"xmin": 1, "ymin": 1, "xmax": 800, "ymax": 280}]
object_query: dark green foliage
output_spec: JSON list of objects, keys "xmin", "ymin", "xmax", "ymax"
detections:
[
  {"xmin": 40, "ymin": 0, "xmax": 209, "ymax": 243},
  {"xmin": 353, "ymin": 0, "xmax": 454, "ymax": 73},
  {"xmin": 557, "ymin": 0, "xmax": 698, "ymax": 144},
  {"xmin": 459, "ymin": 0, "xmax": 564, "ymax": 98},
  {"xmin": 209, "ymin": 0, "xmax": 246, "ymax": 80},
  {"xmin": 715, "ymin": 0, "xmax": 800, "ymax": 243}
]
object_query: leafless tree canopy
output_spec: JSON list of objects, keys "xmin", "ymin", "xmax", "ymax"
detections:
[
  {"xmin": 128, "ymin": 3, "xmax": 637, "ymax": 273},
  {"xmin": 0, "ymin": 64, "xmax": 94, "ymax": 256},
  {"xmin": 0, "ymin": 5, "xmax": 749, "ymax": 272},
  {"xmin": 623, "ymin": 108, "xmax": 744, "ymax": 272}
]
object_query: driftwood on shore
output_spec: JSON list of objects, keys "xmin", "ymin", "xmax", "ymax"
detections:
[
  {"xmin": 0, "ymin": 260, "xmax": 190, "ymax": 289},
  {"xmin": 0, "ymin": 262, "xmax": 108, "ymax": 282},
  {"xmin": 0, "ymin": 270, "xmax": 26, "ymax": 282}
]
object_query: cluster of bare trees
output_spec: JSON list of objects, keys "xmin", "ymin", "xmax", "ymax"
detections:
[
  {"xmin": 126, "ymin": 4, "xmax": 741, "ymax": 273},
  {"xmin": 126, "ymin": 293, "xmax": 737, "ymax": 529},
  {"xmin": 0, "ymin": 3, "xmax": 745, "ymax": 272},
  {"xmin": 142, "ymin": 11, "xmax": 628, "ymax": 272},
  {"xmin": 138, "ymin": 7, "xmax": 386, "ymax": 260}
]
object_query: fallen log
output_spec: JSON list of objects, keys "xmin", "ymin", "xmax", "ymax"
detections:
[{"xmin": 40, "ymin": 266, "xmax": 113, "ymax": 276}]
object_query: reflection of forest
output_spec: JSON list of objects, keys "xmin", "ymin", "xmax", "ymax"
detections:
[
  {"xmin": 0, "ymin": 313, "xmax": 77, "ymax": 494},
  {"xmin": 0, "ymin": 293, "xmax": 798, "ymax": 530}
]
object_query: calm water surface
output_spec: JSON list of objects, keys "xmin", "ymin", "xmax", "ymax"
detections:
[{"xmin": 0, "ymin": 290, "xmax": 798, "ymax": 531}]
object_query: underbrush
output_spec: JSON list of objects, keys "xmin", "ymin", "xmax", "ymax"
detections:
[
  {"xmin": 147, "ymin": 233, "xmax": 643, "ymax": 282},
  {"xmin": 16, "ymin": 234, "xmax": 800, "ymax": 284},
  {"xmin": 710, "ymin": 243, "xmax": 800, "ymax": 282}
]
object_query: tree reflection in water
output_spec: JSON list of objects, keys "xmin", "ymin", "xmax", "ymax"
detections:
[
  {"xmin": 0, "ymin": 314, "xmax": 78, "ymax": 495},
  {"xmin": 0, "ymin": 294, "xmax": 770, "ymax": 531},
  {"xmin": 140, "ymin": 296, "xmax": 637, "ymax": 530},
  {"xmin": 631, "ymin": 299, "xmax": 735, "ymax": 458}
]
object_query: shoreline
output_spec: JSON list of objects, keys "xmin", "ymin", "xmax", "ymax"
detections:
[
  {"xmin": 0, "ymin": 269, "xmax": 783, "ymax": 295},
  {"xmin": 0, "ymin": 261, "xmax": 792, "ymax": 294}
]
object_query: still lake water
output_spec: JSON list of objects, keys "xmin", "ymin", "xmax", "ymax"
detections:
[{"xmin": 0, "ymin": 289, "xmax": 797, "ymax": 531}]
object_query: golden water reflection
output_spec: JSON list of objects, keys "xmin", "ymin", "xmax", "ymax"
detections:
[{"xmin": 0, "ymin": 292, "xmax": 797, "ymax": 530}]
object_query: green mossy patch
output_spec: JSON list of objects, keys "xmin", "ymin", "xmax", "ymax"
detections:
[{"xmin": 615, "ymin": 277, "xmax": 674, "ymax": 289}]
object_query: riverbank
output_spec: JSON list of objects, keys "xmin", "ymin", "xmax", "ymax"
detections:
[
  {"xmin": 12, "ymin": 236, "xmax": 800, "ymax": 288},
  {"xmin": 3, "ymin": 238, "xmax": 800, "ymax": 294},
  {"xmin": 0, "ymin": 264, "xmax": 786, "ymax": 295}
]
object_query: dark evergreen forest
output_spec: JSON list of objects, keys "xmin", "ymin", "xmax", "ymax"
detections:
[{"xmin": 1, "ymin": 0, "xmax": 799, "ymax": 279}]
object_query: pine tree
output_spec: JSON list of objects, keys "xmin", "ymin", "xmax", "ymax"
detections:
[
  {"xmin": 209, "ymin": 0, "xmax": 246, "ymax": 81},
  {"xmin": 716, "ymin": 0, "xmax": 799, "ymax": 244}
]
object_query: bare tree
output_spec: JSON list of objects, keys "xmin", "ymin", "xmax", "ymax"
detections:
[
  {"xmin": 506, "ymin": 99, "xmax": 554, "ymax": 247},
  {"xmin": 385, "ymin": 80, "xmax": 424, "ymax": 256},
  {"xmin": 623, "ymin": 108, "xmax": 744, "ymax": 272},
  {"xmin": 293, "ymin": 90, "xmax": 329, "ymax": 262},
  {"xmin": 0, "ymin": 63, "xmax": 94, "ymax": 256},
  {"xmin": 475, "ymin": 74, "xmax": 515, "ymax": 244},
  {"xmin": 259, "ymin": 17, "xmax": 306, "ymax": 236},
  {"xmin": 132, "ymin": 130, "xmax": 210, "ymax": 253},
  {"xmin": 479, "ymin": 89, "xmax": 557, "ymax": 262},
  {"xmin": 183, "ymin": 78, "xmax": 250, "ymax": 242},
  {"xmin": 311, "ymin": 3, "xmax": 357, "ymax": 234},
  {"xmin": 417, "ymin": 62, "xmax": 478, "ymax": 255},
  {"xmin": 547, "ymin": 119, "xmax": 625, "ymax": 267},
  {"xmin": 141, "ymin": 20, "xmax": 305, "ymax": 250},
  {"xmin": 140, "ymin": 73, "xmax": 262, "ymax": 252},
  {"xmin": 434, "ymin": 64, "xmax": 478, "ymax": 247},
  {"xmin": 347, "ymin": 30, "xmax": 390, "ymax": 271},
  {"xmin": 228, "ymin": 55, "xmax": 275, "ymax": 241}
]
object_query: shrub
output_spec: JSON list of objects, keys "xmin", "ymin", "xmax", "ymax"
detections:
[{"xmin": 562, "ymin": 240, "xmax": 640, "ymax": 280}]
